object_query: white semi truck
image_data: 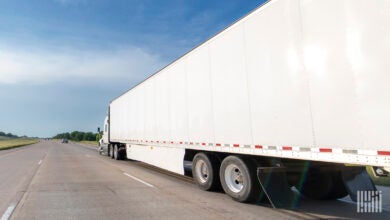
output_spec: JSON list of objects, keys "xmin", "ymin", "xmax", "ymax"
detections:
[{"xmin": 99, "ymin": 0, "xmax": 390, "ymax": 207}]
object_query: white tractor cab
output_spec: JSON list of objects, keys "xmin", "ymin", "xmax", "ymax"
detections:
[
  {"xmin": 97, "ymin": 115, "xmax": 127, "ymax": 159},
  {"xmin": 98, "ymin": 116, "xmax": 109, "ymax": 155}
]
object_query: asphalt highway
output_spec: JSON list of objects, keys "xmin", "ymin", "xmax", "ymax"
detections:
[{"xmin": 0, "ymin": 140, "xmax": 389, "ymax": 219}]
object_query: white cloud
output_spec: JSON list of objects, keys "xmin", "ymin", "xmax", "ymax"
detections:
[{"xmin": 0, "ymin": 46, "xmax": 165, "ymax": 86}]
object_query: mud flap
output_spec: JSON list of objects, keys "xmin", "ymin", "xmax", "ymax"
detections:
[
  {"xmin": 341, "ymin": 166, "xmax": 377, "ymax": 202},
  {"xmin": 257, "ymin": 167, "xmax": 298, "ymax": 209}
]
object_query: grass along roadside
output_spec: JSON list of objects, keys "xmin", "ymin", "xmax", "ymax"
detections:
[
  {"xmin": 367, "ymin": 166, "xmax": 390, "ymax": 186},
  {"xmin": 0, "ymin": 139, "xmax": 39, "ymax": 151},
  {"xmin": 79, "ymin": 140, "xmax": 99, "ymax": 147},
  {"xmin": 53, "ymin": 139, "xmax": 98, "ymax": 147}
]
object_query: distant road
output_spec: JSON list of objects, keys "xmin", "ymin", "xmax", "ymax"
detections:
[{"xmin": 0, "ymin": 141, "xmax": 389, "ymax": 220}]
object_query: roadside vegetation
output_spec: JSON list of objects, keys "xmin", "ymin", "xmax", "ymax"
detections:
[
  {"xmin": 53, "ymin": 131, "xmax": 99, "ymax": 141},
  {"xmin": 80, "ymin": 141, "xmax": 99, "ymax": 146},
  {"xmin": 0, "ymin": 138, "xmax": 39, "ymax": 150},
  {"xmin": 0, "ymin": 131, "xmax": 39, "ymax": 150},
  {"xmin": 53, "ymin": 131, "xmax": 100, "ymax": 146},
  {"xmin": 0, "ymin": 131, "xmax": 21, "ymax": 139},
  {"xmin": 367, "ymin": 166, "xmax": 390, "ymax": 186}
]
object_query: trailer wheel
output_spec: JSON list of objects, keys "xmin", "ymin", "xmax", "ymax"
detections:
[
  {"xmin": 107, "ymin": 144, "xmax": 112, "ymax": 158},
  {"xmin": 327, "ymin": 171, "xmax": 348, "ymax": 199},
  {"xmin": 110, "ymin": 145, "xmax": 115, "ymax": 159},
  {"xmin": 220, "ymin": 156, "xmax": 260, "ymax": 203},
  {"xmin": 300, "ymin": 170, "xmax": 332, "ymax": 200},
  {"xmin": 193, "ymin": 153, "xmax": 220, "ymax": 191},
  {"xmin": 114, "ymin": 145, "xmax": 121, "ymax": 160}
]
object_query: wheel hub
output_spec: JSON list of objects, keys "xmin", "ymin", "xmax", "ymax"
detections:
[
  {"xmin": 195, "ymin": 160, "xmax": 209, "ymax": 184},
  {"xmin": 225, "ymin": 164, "xmax": 244, "ymax": 193}
]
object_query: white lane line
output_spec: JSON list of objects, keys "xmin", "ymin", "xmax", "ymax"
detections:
[
  {"xmin": 38, "ymin": 160, "xmax": 42, "ymax": 165},
  {"xmin": 1, "ymin": 203, "xmax": 16, "ymax": 220},
  {"xmin": 123, "ymin": 172, "xmax": 155, "ymax": 188}
]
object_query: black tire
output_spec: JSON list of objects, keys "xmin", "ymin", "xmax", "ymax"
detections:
[
  {"xmin": 110, "ymin": 145, "xmax": 115, "ymax": 159},
  {"xmin": 107, "ymin": 145, "xmax": 112, "ymax": 157},
  {"xmin": 327, "ymin": 171, "xmax": 348, "ymax": 199},
  {"xmin": 300, "ymin": 169, "xmax": 347, "ymax": 200},
  {"xmin": 300, "ymin": 169, "xmax": 332, "ymax": 200},
  {"xmin": 192, "ymin": 153, "xmax": 221, "ymax": 191},
  {"xmin": 114, "ymin": 145, "xmax": 120, "ymax": 160},
  {"xmin": 220, "ymin": 156, "xmax": 260, "ymax": 203},
  {"xmin": 98, "ymin": 145, "xmax": 102, "ymax": 155}
]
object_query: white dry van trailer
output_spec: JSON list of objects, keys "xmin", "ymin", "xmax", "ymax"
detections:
[{"xmin": 99, "ymin": 0, "xmax": 390, "ymax": 207}]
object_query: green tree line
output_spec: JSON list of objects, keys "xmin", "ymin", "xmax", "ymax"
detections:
[
  {"xmin": 0, "ymin": 131, "xmax": 19, "ymax": 138},
  {"xmin": 53, "ymin": 131, "xmax": 99, "ymax": 142}
]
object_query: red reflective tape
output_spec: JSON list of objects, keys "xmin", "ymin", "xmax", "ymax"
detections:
[
  {"xmin": 201, "ymin": 143, "xmax": 206, "ymax": 146},
  {"xmin": 255, "ymin": 145, "xmax": 263, "ymax": 149},
  {"xmin": 319, "ymin": 148, "xmax": 332, "ymax": 153},
  {"xmin": 170, "ymin": 141, "xmax": 174, "ymax": 144},
  {"xmin": 378, "ymin": 151, "xmax": 390, "ymax": 156},
  {"xmin": 190, "ymin": 142, "xmax": 193, "ymax": 145},
  {"xmin": 163, "ymin": 141, "xmax": 166, "ymax": 144},
  {"xmin": 282, "ymin": 146, "xmax": 292, "ymax": 151},
  {"xmin": 146, "ymin": 140, "xmax": 149, "ymax": 143},
  {"xmin": 180, "ymin": 142, "xmax": 183, "ymax": 144},
  {"xmin": 216, "ymin": 143, "xmax": 221, "ymax": 147},
  {"xmin": 233, "ymin": 144, "xmax": 239, "ymax": 147},
  {"xmin": 157, "ymin": 141, "xmax": 159, "ymax": 143}
]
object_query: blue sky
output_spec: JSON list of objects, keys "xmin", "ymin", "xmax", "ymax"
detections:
[{"xmin": 0, "ymin": 0, "xmax": 265, "ymax": 137}]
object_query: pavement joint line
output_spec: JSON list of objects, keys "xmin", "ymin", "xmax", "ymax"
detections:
[
  {"xmin": 7, "ymin": 144, "xmax": 51, "ymax": 219},
  {"xmin": 38, "ymin": 160, "xmax": 42, "ymax": 165},
  {"xmin": 123, "ymin": 172, "xmax": 155, "ymax": 188},
  {"xmin": 0, "ymin": 203, "xmax": 16, "ymax": 220}
]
